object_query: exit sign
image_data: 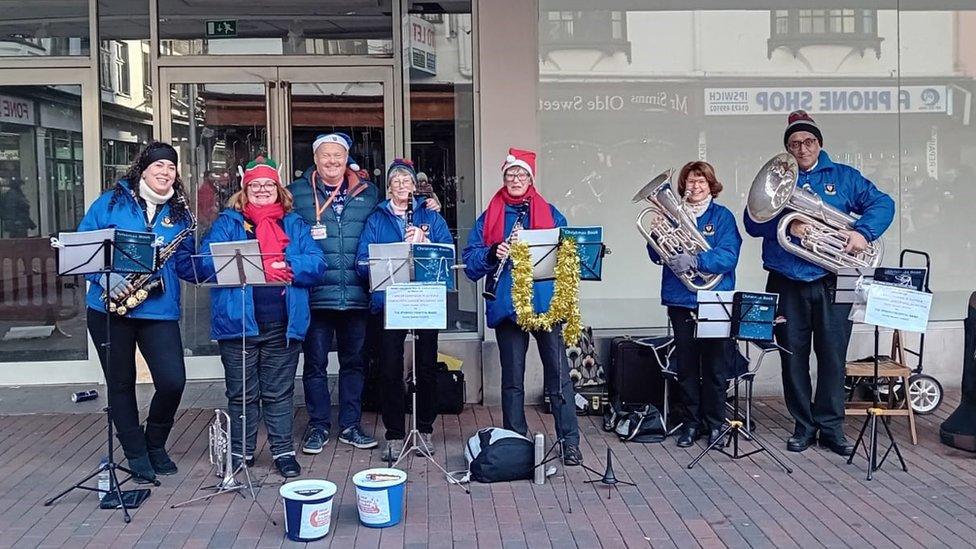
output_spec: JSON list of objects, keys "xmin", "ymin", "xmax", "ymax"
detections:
[{"xmin": 206, "ymin": 20, "xmax": 237, "ymax": 38}]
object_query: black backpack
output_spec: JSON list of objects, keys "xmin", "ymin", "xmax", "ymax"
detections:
[{"xmin": 457, "ymin": 428, "xmax": 535, "ymax": 483}]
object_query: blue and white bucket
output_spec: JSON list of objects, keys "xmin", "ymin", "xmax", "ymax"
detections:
[
  {"xmin": 352, "ymin": 468, "xmax": 407, "ymax": 528},
  {"xmin": 279, "ymin": 479, "xmax": 337, "ymax": 542}
]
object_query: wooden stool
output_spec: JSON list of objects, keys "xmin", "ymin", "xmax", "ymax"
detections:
[{"xmin": 845, "ymin": 330, "xmax": 918, "ymax": 445}]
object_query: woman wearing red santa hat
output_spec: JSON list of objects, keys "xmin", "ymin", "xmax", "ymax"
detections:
[
  {"xmin": 199, "ymin": 156, "xmax": 326, "ymax": 478},
  {"xmin": 463, "ymin": 147, "xmax": 582, "ymax": 466}
]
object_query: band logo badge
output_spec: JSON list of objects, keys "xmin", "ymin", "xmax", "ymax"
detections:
[
  {"xmin": 420, "ymin": 223, "xmax": 430, "ymax": 234},
  {"xmin": 702, "ymin": 223, "xmax": 715, "ymax": 236},
  {"xmin": 824, "ymin": 183, "xmax": 837, "ymax": 195},
  {"xmin": 161, "ymin": 216, "xmax": 175, "ymax": 228}
]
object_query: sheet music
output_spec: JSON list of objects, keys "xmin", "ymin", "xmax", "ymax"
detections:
[
  {"xmin": 367, "ymin": 242, "xmax": 411, "ymax": 291},
  {"xmin": 519, "ymin": 228, "xmax": 560, "ymax": 280},
  {"xmin": 696, "ymin": 290, "xmax": 734, "ymax": 338},
  {"xmin": 55, "ymin": 228, "xmax": 117, "ymax": 275},
  {"xmin": 208, "ymin": 240, "xmax": 266, "ymax": 285}
]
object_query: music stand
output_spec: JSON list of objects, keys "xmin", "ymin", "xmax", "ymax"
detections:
[
  {"xmin": 44, "ymin": 229, "xmax": 160, "ymax": 523},
  {"xmin": 364, "ymin": 250, "xmax": 470, "ymax": 495},
  {"xmin": 171, "ymin": 244, "xmax": 281, "ymax": 523},
  {"xmin": 843, "ymin": 268, "xmax": 929, "ymax": 480},
  {"xmin": 687, "ymin": 291, "xmax": 793, "ymax": 474}
]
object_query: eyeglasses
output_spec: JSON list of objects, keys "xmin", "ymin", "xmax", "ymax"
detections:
[
  {"xmin": 247, "ymin": 182, "xmax": 277, "ymax": 191},
  {"xmin": 787, "ymin": 138, "xmax": 819, "ymax": 152},
  {"xmin": 504, "ymin": 171, "xmax": 531, "ymax": 182},
  {"xmin": 389, "ymin": 178, "xmax": 415, "ymax": 188},
  {"xmin": 685, "ymin": 177, "xmax": 709, "ymax": 188}
]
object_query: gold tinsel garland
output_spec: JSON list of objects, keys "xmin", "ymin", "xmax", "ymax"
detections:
[{"xmin": 509, "ymin": 237, "xmax": 583, "ymax": 346}]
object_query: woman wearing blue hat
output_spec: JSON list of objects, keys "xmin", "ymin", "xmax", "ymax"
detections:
[{"xmin": 356, "ymin": 159, "xmax": 453, "ymax": 461}]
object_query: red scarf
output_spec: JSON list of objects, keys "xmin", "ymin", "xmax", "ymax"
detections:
[
  {"xmin": 483, "ymin": 185, "xmax": 555, "ymax": 245},
  {"xmin": 243, "ymin": 203, "xmax": 292, "ymax": 282}
]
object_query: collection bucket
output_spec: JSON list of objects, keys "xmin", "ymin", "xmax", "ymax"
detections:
[
  {"xmin": 279, "ymin": 479, "xmax": 337, "ymax": 542},
  {"xmin": 352, "ymin": 468, "xmax": 407, "ymax": 528}
]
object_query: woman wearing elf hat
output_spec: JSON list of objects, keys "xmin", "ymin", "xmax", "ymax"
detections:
[
  {"xmin": 200, "ymin": 156, "xmax": 326, "ymax": 478},
  {"xmin": 356, "ymin": 159, "xmax": 454, "ymax": 461},
  {"xmin": 77, "ymin": 141, "xmax": 197, "ymax": 484},
  {"xmin": 462, "ymin": 147, "xmax": 582, "ymax": 466}
]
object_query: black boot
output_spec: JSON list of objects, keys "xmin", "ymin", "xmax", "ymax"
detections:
[
  {"xmin": 145, "ymin": 422, "xmax": 178, "ymax": 475},
  {"xmin": 126, "ymin": 454, "xmax": 157, "ymax": 485}
]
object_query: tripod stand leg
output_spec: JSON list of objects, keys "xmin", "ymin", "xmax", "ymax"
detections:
[
  {"xmin": 847, "ymin": 413, "xmax": 871, "ymax": 465},
  {"xmin": 867, "ymin": 414, "xmax": 878, "ymax": 480},
  {"xmin": 741, "ymin": 429, "xmax": 794, "ymax": 474},
  {"xmin": 880, "ymin": 416, "xmax": 908, "ymax": 472},
  {"xmin": 107, "ymin": 464, "xmax": 132, "ymax": 523},
  {"xmin": 687, "ymin": 424, "xmax": 733, "ymax": 469},
  {"xmin": 43, "ymin": 466, "xmax": 103, "ymax": 506}
]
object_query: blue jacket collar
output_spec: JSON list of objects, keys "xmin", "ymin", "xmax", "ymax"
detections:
[{"xmin": 801, "ymin": 150, "xmax": 835, "ymax": 175}]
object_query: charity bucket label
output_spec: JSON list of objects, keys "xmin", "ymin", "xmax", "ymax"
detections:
[
  {"xmin": 357, "ymin": 489, "xmax": 391, "ymax": 524},
  {"xmin": 299, "ymin": 500, "xmax": 333, "ymax": 539}
]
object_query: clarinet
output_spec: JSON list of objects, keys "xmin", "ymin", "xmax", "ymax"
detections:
[
  {"xmin": 482, "ymin": 205, "xmax": 528, "ymax": 301},
  {"xmin": 405, "ymin": 191, "xmax": 414, "ymax": 241}
]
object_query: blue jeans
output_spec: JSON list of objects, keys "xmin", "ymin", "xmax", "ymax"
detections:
[
  {"xmin": 495, "ymin": 319, "xmax": 579, "ymax": 446},
  {"xmin": 218, "ymin": 322, "xmax": 300, "ymax": 459},
  {"xmin": 302, "ymin": 308, "xmax": 368, "ymax": 432}
]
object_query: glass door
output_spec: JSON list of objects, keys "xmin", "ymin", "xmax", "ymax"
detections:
[{"xmin": 158, "ymin": 66, "xmax": 395, "ymax": 371}]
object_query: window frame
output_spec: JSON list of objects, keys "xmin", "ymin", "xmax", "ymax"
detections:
[
  {"xmin": 540, "ymin": 10, "xmax": 632, "ymax": 63},
  {"xmin": 767, "ymin": 8, "xmax": 883, "ymax": 59}
]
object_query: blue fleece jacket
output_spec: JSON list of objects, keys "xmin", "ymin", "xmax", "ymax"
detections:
[
  {"xmin": 77, "ymin": 179, "xmax": 196, "ymax": 320},
  {"xmin": 743, "ymin": 150, "xmax": 895, "ymax": 282},
  {"xmin": 356, "ymin": 198, "xmax": 455, "ymax": 314},
  {"xmin": 198, "ymin": 208, "xmax": 327, "ymax": 341},
  {"xmin": 647, "ymin": 200, "xmax": 742, "ymax": 309},
  {"xmin": 463, "ymin": 202, "xmax": 567, "ymax": 329}
]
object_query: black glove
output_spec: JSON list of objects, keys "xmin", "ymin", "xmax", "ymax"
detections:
[{"xmin": 488, "ymin": 243, "xmax": 501, "ymax": 264}]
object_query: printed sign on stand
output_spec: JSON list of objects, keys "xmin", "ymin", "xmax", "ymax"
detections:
[
  {"xmin": 385, "ymin": 283, "xmax": 446, "ymax": 330},
  {"xmin": 864, "ymin": 284, "xmax": 933, "ymax": 333}
]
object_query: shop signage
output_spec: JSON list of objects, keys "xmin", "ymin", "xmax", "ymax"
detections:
[
  {"xmin": 409, "ymin": 16, "xmax": 436, "ymax": 76},
  {"xmin": 205, "ymin": 20, "xmax": 237, "ymax": 39},
  {"xmin": 926, "ymin": 126, "xmax": 938, "ymax": 179},
  {"xmin": 0, "ymin": 95, "xmax": 34, "ymax": 126},
  {"xmin": 538, "ymin": 89, "xmax": 691, "ymax": 116},
  {"xmin": 704, "ymin": 86, "xmax": 947, "ymax": 115}
]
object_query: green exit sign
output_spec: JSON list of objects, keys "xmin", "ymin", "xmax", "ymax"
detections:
[{"xmin": 206, "ymin": 20, "xmax": 237, "ymax": 38}]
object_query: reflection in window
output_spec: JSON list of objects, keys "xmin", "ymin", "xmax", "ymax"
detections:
[
  {"xmin": 768, "ymin": 8, "xmax": 882, "ymax": 59},
  {"xmin": 408, "ymin": 5, "xmax": 478, "ymax": 332},
  {"xmin": 158, "ymin": 1, "xmax": 393, "ymax": 57},
  {"xmin": 0, "ymin": 0, "xmax": 90, "ymax": 57},
  {"xmin": 115, "ymin": 42, "xmax": 130, "ymax": 96},
  {"xmin": 0, "ymin": 86, "xmax": 87, "ymax": 362},
  {"xmin": 541, "ymin": 10, "xmax": 631, "ymax": 62}
]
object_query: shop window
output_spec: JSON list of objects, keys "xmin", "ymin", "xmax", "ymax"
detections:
[
  {"xmin": 541, "ymin": 10, "xmax": 631, "ymax": 62},
  {"xmin": 768, "ymin": 9, "xmax": 882, "ymax": 59}
]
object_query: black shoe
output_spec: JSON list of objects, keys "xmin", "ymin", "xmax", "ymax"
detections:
[
  {"xmin": 126, "ymin": 455, "xmax": 157, "ymax": 485},
  {"xmin": 147, "ymin": 448, "xmax": 178, "ymax": 475},
  {"xmin": 274, "ymin": 455, "xmax": 302, "ymax": 478},
  {"xmin": 338, "ymin": 425, "xmax": 378, "ymax": 449},
  {"xmin": 676, "ymin": 426, "xmax": 699, "ymax": 448},
  {"xmin": 562, "ymin": 444, "xmax": 583, "ymax": 466},
  {"xmin": 707, "ymin": 427, "xmax": 725, "ymax": 447},
  {"xmin": 302, "ymin": 427, "xmax": 329, "ymax": 454},
  {"xmin": 787, "ymin": 434, "xmax": 816, "ymax": 453},
  {"xmin": 819, "ymin": 436, "xmax": 855, "ymax": 457}
]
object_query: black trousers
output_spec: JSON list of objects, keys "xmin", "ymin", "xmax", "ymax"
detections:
[
  {"xmin": 767, "ymin": 272, "xmax": 853, "ymax": 441},
  {"xmin": 87, "ymin": 308, "xmax": 186, "ymax": 459},
  {"xmin": 379, "ymin": 326, "xmax": 439, "ymax": 440},
  {"xmin": 495, "ymin": 320, "xmax": 579, "ymax": 446},
  {"xmin": 668, "ymin": 307, "xmax": 731, "ymax": 431}
]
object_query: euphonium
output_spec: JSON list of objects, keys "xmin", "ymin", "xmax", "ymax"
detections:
[
  {"xmin": 746, "ymin": 153, "xmax": 883, "ymax": 272},
  {"xmin": 633, "ymin": 169, "xmax": 723, "ymax": 291},
  {"xmin": 105, "ymin": 195, "xmax": 197, "ymax": 316}
]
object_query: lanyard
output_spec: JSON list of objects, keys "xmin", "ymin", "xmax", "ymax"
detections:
[{"xmin": 311, "ymin": 171, "xmax": 343, "ymax": 224}]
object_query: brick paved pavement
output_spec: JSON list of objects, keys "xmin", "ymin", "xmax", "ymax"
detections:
[{"xmin": 0, "ymin": 389, "xmax": 973, "ymax": 548}]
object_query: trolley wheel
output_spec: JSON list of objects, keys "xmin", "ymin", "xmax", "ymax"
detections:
[{"xmin": 907, "ymin": 374, "xmax": 943, "ymax": 415}]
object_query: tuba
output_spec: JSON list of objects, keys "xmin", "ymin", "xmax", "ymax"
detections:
[
  {"xmin": 634, "ymin": 169, "xmax": 723, "ymax": 291},
  {"xmin": 746, "ymin": 153, "xmax": 883, "ymax": 272}
]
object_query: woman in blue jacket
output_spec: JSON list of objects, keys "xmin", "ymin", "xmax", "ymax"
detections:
[
  {"xmin": 647, "ymin": 161, "xmax": 742, "ymax": 449},
  {"xmin": 356, "ymin": 159, "xmax": 453, "ymax": 461},
  {"xmin": 462, "ymin": 147, "xmax": 582, "ymax": 467},
  {"xmin": 77, "ymin": 141, "xmax": 196, "ymax": 484},
  {"xmin": 199, "ymin": 157, "xmax": 326, "ymax": 478}
]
